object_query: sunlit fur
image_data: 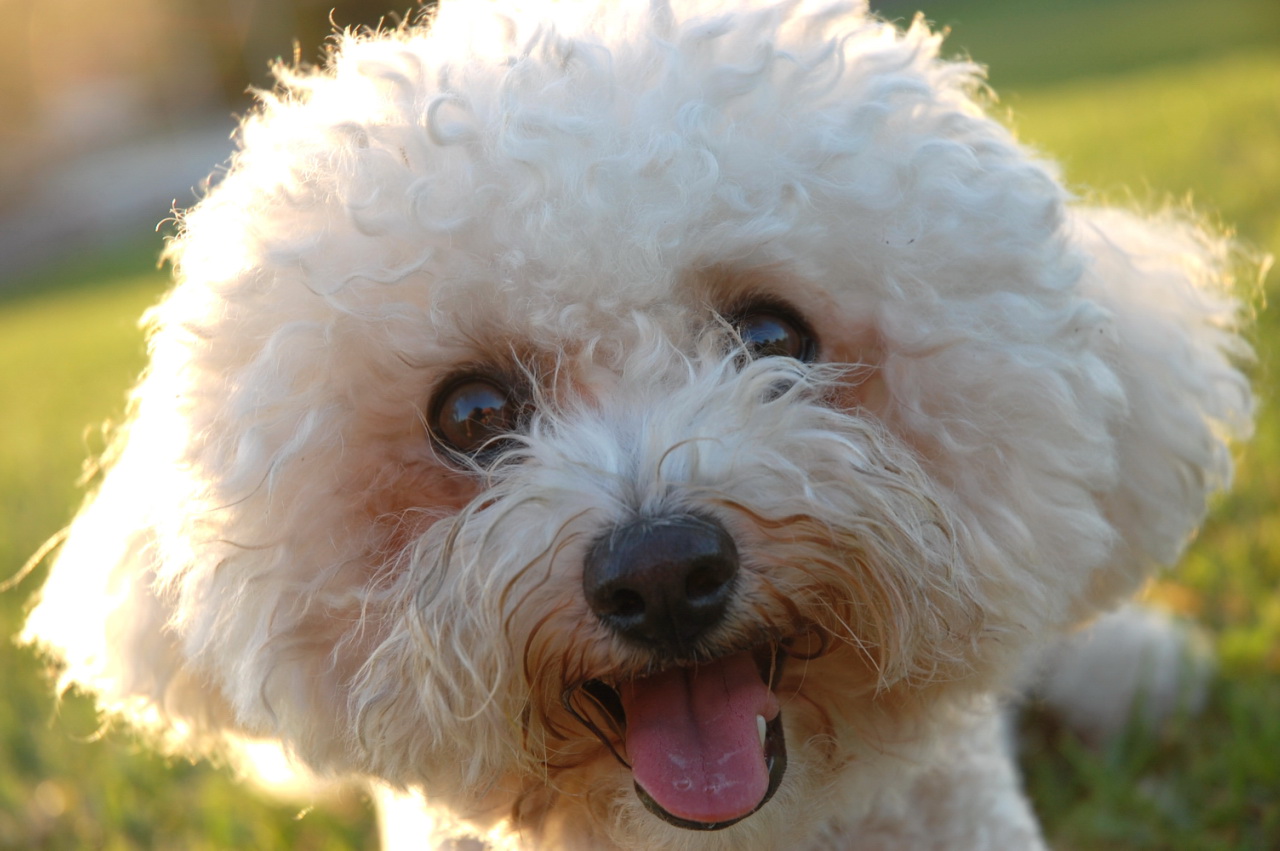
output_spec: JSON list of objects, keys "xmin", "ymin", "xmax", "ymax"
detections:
[{"xmin": 24, "ymin": 1, "xmax": 1253, "ymax": 848}]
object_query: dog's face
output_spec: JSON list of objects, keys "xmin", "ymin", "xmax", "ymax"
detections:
[
  {"xmin": 334, "ymin": 269, "xmax": 984, "ymax": 835},
  {"xmin": 26, "ymin": 1, "xmax": 1249, "ymax": 847}
]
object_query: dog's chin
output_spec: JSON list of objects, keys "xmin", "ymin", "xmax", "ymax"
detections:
[{"xmin": 574, "ymin": 644, "xmax": 789, "ymax": 831}]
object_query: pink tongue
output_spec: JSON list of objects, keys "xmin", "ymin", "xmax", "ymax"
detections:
[{"xmin": 620, "ymin": 652, "xmax": 779, "ymax": 825}]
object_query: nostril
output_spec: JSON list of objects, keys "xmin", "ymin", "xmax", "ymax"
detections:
[
  {"xmin": 605, "ymin": 588, "xmax": 646, "ymax": 620},
  {"xmin": 685, "ymin": 556, "xmax": 734, "ymax": 602},
  {"xmin": 582, "ymin": 513, "xmax": 740, "ymax": 651}
]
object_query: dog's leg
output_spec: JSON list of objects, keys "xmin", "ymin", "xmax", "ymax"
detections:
[
  {"xmin": 1030, "ymin": 603, "xmax": 1214, "ymax": 744},
  {"xmin": 840, "ymin": 708, "xmax": 1048, "ymax": 851}
]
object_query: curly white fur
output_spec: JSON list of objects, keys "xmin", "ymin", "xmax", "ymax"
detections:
[{"xmin": 24, "ymin": 1, "xmax": 1253, "ymax": 849}]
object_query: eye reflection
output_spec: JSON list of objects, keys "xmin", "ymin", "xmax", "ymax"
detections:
[
  {"xmin": 734, "ymin": 309, "xmax": 817, "ymax": 362},
  {"xmin": 432, "ymin": 377, "xmax": 521, "ymax": 457}
]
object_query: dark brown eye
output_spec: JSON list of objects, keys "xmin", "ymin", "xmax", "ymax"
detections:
[
  {"xmin": 431, "ymin": 376, "xmax": 523, "ymax": 459},
  {"xmin": 735, "ymin": 309, "xmax": 817, "ymax": 362}
]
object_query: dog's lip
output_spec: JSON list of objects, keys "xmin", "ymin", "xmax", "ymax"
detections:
[
  {"xmin": 580, "ymin": 642, "xmax": 785, "ymax": 728},
  {"xmin": 588, "ymin": 639, "xmax": 778, "ymax": 701},
  {"xmin": 572, "ymin": 642, "xmax": 789, "ymax": 830}
]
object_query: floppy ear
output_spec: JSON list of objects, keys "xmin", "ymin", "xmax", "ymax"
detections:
[
  {"xmin": 22, "ymin": 423, "xmax": 240, "ymax": 752},
  {"xmin": 1071, "ymin": 205, "xmax": 1256, "ymax": 608}
]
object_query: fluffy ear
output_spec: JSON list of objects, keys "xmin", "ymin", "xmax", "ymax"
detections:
[
  {"xmin": 22, "ymin": 427, "xmax": 239, "ymax": 752},
  {"xmin": 1072, "ymin": 205, "xmax": 1256, "ymax": 608}
]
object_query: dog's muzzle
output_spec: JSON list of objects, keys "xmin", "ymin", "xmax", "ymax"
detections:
[{"xmin": 581, "ymin": 514, "xmax": 787, "ymax": 831}]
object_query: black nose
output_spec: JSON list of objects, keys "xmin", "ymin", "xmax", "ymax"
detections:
[{"xmin": 583, "ymin": 513, "xmax": 739, "ymax": 653}]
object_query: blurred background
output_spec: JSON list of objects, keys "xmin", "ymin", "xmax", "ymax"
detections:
[
  {"xmin": 1, "ymin": 0, "xmax": 1278, "ymax": 848},
  {"xmin": 0, "ymin": 0, "xmax": 429, "ymax": 278},
  {"xmin": 1, "ymin": 0, "xmax": 1277, "ymax": 277}
]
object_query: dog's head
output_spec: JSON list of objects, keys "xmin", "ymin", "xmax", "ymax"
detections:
[{"xmin": 26, "ymin": 0, "xmax": 1250, "ymax": 845}]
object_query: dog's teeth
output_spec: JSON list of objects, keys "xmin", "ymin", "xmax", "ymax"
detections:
[{"xmin": 757, "ymin": 714, "xmax": 767, "ymax": 748}]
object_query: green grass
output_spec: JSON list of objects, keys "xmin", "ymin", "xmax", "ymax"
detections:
[
  {"xmin": 4, "ymin": 1, "xmax": 1279, "ymax": 848},
  {"xmin": 912, "ymin": 0, "xmax": 1280, "ymax": 90},
  {"xmin": 1010, "ymin": 51, "xmax": 1280, "ymax": 253}
]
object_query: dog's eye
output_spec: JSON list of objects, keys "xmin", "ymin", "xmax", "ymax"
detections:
[
  {"xmin": 431, "ymin": 377, "xmax": 524, "ymax": 459},
  {"xmin": 735, "ymin": 309, "xmax": 817, "ymax": 363}
]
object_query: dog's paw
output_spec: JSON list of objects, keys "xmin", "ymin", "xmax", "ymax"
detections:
[{"xmin": 1029, "ymin": 603, "xmax": 1214, "ymax": 743}]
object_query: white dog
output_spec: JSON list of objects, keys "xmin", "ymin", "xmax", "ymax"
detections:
[{"xmin": 24, "ymin": 1, "xmax": 1253, "ymax": 848}]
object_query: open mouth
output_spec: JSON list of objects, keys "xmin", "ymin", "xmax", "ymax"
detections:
[{"xmin": 572, "ymin": 644, "xmax": 788, "ymax": 831}]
